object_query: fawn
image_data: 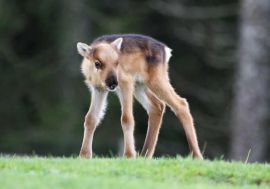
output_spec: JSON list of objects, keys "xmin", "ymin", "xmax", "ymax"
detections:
[{"xmin": 77, "ymin": 34, "xmax": 203, "ymax": 159}]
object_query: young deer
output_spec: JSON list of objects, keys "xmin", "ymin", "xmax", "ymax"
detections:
[{"xmin": 77, "ymin": 34, "xmax": 203, "ymax": 159}]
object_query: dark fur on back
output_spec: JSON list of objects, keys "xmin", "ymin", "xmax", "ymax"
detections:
[{"xmin": 92, "ymin": 34, "xmax": 168, "ymax": 64}]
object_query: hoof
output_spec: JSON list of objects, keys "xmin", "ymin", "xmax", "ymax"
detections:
[
  {"xmin": 80, "ymin": 150, "xmax": 92, "ymax": 158},
  {"xmin": 124, "ymin": 150, "xmax": 136, "ymax": 158}
]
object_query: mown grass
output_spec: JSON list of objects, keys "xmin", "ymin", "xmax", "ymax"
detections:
[{"xmin": 0, "ymin": 156, "xmax": 269, "ymax": 189}]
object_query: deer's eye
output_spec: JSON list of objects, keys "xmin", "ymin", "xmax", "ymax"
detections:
[{"xmin": 94, "ymin": 60, "xmax": 102, "ymax": 69}]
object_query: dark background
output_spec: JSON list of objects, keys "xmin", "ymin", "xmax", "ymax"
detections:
[{"xmin": 0, "ymin": 0, "xmax": 269, "ymax": 162}]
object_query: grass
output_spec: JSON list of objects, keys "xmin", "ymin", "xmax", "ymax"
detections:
[{"xmin": 0, "ymin": 156, "xmax": 269, "ymax": 189}]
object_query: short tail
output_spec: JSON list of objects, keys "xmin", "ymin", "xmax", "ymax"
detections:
[{"xmin": 164, "ymin": 46, "xmax": 172, "ymax": 63}]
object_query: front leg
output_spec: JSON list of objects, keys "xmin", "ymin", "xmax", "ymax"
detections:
[
  {"xmin": 117, "ymin": 80, "xmax": 136, "ymax": 158},
  {"xmin": 80, "ymin": 87, "xmax": 108, "ymax": 158}
]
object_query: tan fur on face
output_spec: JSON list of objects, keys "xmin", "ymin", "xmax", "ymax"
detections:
[
  {"xmin": 81, "ymin": 43, "xmax": 119, "ymax": 88},
  {"xmin": 81, "ymin": 58, "xmax": 104, "ymax": 87},
  {"xmin": 94, "ymin": 43, "xmax": 119, "ymax": 64}
]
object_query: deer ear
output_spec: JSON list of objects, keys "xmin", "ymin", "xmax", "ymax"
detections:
[
  {"xmin": 111, "ymin": 37, "xmax": 123, "ymax": 51},
  {"xmin": 77, "ymin": 42, "xmax": 91, "ymax": 57}
]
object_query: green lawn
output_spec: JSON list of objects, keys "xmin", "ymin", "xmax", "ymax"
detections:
[{"xmin": 0, "ymin": 156, "xmax": 269, "ymax": 189}]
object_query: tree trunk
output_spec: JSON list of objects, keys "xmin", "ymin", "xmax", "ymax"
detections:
[
  {"xmin": 59, "ymin": 0, "xmax": 91, "ymax": 74},
  {"xmin": 57, "ymin": 0, "xmax": 91, "ymax": 131},
  {"xmin": 230, "ymin": 0, "xmax": 270, "ymax": 162}
]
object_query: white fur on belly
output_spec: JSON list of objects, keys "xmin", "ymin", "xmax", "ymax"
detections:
[
  {"xmin": 134, "ymin": 74, "xmax": 145, "ymax": 83},
  {"xmin": 134, "ymin": 85, "xmax": 151, "ymax": 113}
]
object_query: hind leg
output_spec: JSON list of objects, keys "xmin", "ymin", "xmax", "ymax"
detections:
[
  {"xmin": 135, "ymin": 85, "xmax": 165, "ymax": 158},
  {"xmin": 147, "ymin": 77, "xmax": 203, "ymax": 159}
]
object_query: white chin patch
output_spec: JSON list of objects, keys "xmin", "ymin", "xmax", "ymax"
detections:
[{"xmin": 106, "ymin": 87, "xmax": 117, "ymax": 92}]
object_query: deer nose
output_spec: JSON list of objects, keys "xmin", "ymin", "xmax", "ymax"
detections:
[
  {"xmin": 109, "ymin": 83, "xmax": 117, "ymax": 90},
  {"xmin": 105, "ymin": 76, "xmax": 118, "ymax": 91}
]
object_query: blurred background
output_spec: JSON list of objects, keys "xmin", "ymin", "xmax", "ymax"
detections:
[{"xmin": 0, "ymin": 0, "xmax": 269, "ymax": 162}]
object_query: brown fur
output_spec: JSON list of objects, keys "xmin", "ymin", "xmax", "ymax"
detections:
[{"xmin": 77, "ymin": 34, "xmax": 203, "ymax": 159}]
